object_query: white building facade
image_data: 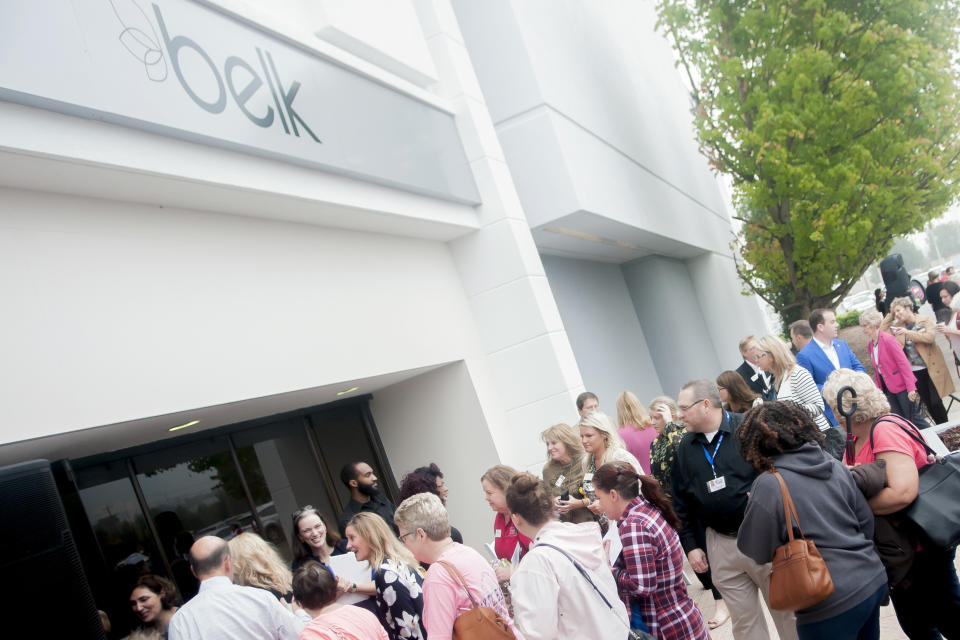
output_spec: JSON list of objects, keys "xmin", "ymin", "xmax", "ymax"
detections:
[{"xmin": 0, "ymin": 0, "xmax": 765, "ymax": 626}]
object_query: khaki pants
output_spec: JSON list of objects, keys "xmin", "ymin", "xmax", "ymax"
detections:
[{"xmin": 706, "ymin": 527, "xmax": 798, "ymax": 640}]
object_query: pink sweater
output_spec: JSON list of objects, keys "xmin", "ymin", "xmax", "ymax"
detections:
[
  {"xmin": 618, "ymin": 425, "xmax": 656, "ymax": 474},
  {"xmin": 422, "ymin": 544, "xmax": 522, "ymax": 640}
]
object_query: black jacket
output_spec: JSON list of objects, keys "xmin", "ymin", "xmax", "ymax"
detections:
[
  {"xmin": 736, "ymin": 360, "xmax": 777, "ymax": 402},
  {"xmin": 671, "ymin": 411, "xmax": 756, "ymax": 551},
  {"xmin": 338, "ymin": 494, "xmax": 397, "ymax": 536}
]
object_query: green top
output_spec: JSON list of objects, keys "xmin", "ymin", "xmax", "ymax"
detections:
[{"xmin": 649, "ymin": 422, "xmax": 686, "ymax": 500}]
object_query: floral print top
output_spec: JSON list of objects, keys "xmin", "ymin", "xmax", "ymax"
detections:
[
  {"xmin": 374, "ymin": 558, "xmax": 427, "ymax": 640},
  {"xmin": 648, "ymin": 422, "xmax": 686, "ymax": 500}
]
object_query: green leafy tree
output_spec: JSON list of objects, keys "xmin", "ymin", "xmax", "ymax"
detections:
[{"xmin": 656, "ymin": 0, "xmax": 960, "ymax": 322}]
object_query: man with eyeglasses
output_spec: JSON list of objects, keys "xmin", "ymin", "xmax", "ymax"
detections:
[{"xmin": 671, "ymin": 379, "xmax": 798, "ymax": 640}]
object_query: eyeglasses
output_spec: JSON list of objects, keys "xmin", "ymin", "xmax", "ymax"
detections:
[
  {"xmin": 678, "ymin": 398, "xmax": 705, "ymax": 412},
  {"xmin": 398, "ymin": 530, "xmax": 417, "ymax": 542}
]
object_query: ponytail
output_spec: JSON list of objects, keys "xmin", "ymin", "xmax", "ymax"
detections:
[{"xmin": 595, "ymin": 461, "xmax": 681, "ymax": 531}]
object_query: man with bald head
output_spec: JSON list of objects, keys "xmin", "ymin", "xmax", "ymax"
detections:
[{"xmin": 168, "ymin": 536, "xmax": 305, "ymax": 640}]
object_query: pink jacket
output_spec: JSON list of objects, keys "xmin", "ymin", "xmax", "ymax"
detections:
[{"xmin": 870, "ymin": 330, "xmax": 917, "ymax": 394}]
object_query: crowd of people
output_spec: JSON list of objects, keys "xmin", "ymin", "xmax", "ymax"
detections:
[{"xmin": 114, "ymin": 303, "xmax": 960, "ymax": 640}]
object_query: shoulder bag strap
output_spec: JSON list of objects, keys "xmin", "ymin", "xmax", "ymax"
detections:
[
  {"xmin": 535, "ymin": 543, "xmax": 615, "ymax": 609},
  {"xmin": 771, "ymin": 471, "xmax": 805, "ymax": 540},
  {"xmin": 870, "ymin": 415, "xmax": 937, "ymax": 459},
  {"xmin": 536, "ymin": 543, "xmax": 645, "ymax": 640},
  {"xmin": 435, "ymin": 560, "xmax": 481, "ymax": 609}
]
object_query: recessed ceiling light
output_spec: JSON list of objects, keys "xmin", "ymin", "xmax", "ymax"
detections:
[
  {"xmin": 337, "ymin": 386, "xmax": 359, "ymax": 396},
  {"xmin": 169, "ymin": 419, "xmax": 200, "ymax": 432},
  {"xmin": 542, "ymin": 226, "xmax": 641, "ymax": 250}
]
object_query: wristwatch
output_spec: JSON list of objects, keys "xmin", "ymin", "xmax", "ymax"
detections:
[{"xmin": 349, "ymin": 583, "xmax": 357, "ymax": 593}]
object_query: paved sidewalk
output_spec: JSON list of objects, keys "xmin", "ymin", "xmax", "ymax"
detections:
[
  {"xmin": 685, "ymin": 554, "xmax": 960, "ymax": 639},
  {"xmin": 687, "ymin": 331, "xmax": 960, "ymax": 640}
]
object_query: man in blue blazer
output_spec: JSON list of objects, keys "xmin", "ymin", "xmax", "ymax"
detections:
[{"xmin": 796, "ymin": 307, "xmax": 866, "ymax": 425}]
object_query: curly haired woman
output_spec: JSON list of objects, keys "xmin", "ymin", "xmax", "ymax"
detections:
[
  {"xmin": 736, "ymin": 401, "xmax": 886, "ymax": 640},
  {"xmin": 397, "ymin": 463, "xmax": 463, "ymax": 543}
]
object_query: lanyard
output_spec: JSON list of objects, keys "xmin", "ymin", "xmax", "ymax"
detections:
[{"xmin": 701, "ymin": 432, "xmax": 725, "ymax": 478}]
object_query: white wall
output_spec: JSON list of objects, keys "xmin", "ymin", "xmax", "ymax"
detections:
[
  {"xmin": 687, "ymin": 252, "xmax": 770, "ymax": 369},
  {"xmin": 541, "ymin": 255, "xmax": 662, "ymax": 408},
  {"xmin": 371, "ymin": 361, "xmax": 503, "ymax": 546},
  {"xmin": 0, "ymin": 187, "xmax": 485, "ymax": 444},
  {"xmin": 453, "ymin": 0, "xmax": 730, "ymax": 250},
  {"xmin": 621, "ymin": 256, "xmax": 721, "ymax": 396}
]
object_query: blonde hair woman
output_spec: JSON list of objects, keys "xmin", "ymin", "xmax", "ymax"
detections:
[
  {"xmin": 540, "ymin": 423, "xmax": 591, "ymax": 523},
  {"xmin": 344, "ymin": 513, "xmax": 426, "ymax": 640},
  {"xmin": 754, "ymin": 335, "xmax": 844, "ymax": 459},
  {"xmin": 228, "ymin": 532, "xmax": 295, "ymax": 604},
  {"xmin": 616, "ymin": 390, "xmax": 655, "ymax": 474},
  {"xmin": 578, "ymin": 411, "xmax": 642, "ymax": 517}
]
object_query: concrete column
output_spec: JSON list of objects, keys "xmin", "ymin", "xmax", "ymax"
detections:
[{"xmin": 414, "ymin": 0, "xmax": 584, "ymax": 471}]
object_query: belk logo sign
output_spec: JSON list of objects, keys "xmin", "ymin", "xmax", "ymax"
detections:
[
  {"xmin": 0, "ymin": 0, "xmax": 477, "ymax": 202},
  {"xmin": 109, "ymin": 0, "xmax": 320, "ymax": 143}
]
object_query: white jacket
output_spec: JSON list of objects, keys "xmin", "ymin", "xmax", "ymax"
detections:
[{"xmin": 509, "ymin": 520, "xmax": 628, "ymax": 640}]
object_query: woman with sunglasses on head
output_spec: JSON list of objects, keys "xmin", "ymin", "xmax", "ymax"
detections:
[
  {"xmin": 291, "ymin": 505, "xmax": 348, "ymax": 573},
  {"xmin": 344, "ymin": 513, "xmax": 427, "ymax": 640}
]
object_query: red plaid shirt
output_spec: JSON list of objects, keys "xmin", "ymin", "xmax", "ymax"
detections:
[{"xmin": 614, "ymin": 497, "xmax": 708, "ymax": 640}]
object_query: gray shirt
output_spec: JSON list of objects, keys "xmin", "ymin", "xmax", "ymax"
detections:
[
  {"xmin": 737, "ymin": 443, "xmax": 886, "ymax": 625},
  {"xmin": 168, "ymin": 576, "xmax": 306, "ymax": 640}
]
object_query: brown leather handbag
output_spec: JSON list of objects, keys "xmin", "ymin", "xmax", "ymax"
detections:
[
  {"xmin": 436, "ymin": 560, "xmax": 516, "ymax": 640},
  {"xmin": 768, "ymin": 470, "xmax": 835, "ymax": 611}
]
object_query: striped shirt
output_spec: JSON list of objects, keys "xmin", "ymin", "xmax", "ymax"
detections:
[{"xmin": 778, "ymin": 365, "xmax": 832, "ymax": 431}]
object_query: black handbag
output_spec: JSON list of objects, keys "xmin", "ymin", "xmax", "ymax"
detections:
[{"xmin": 870, "ymin": 415, "xmax": 960, "ymax": 549}]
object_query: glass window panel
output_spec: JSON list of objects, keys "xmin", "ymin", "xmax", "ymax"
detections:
[
  {"xmin": 232, "ymin": 418, "xmax": 336, "ymax": 563},
  {"xmin": 132, "ymin": 436, "xmax": 258, "ymax": 597},
  {"xmin": 310, "ymin": 405, "xmax": 389, "ymax": 516},
  {"xmin": 75, "ymin": 461, "xmax": 164, "ymax": 636},
  {"xmin": 76, "ymin": 461, "xmax": 160, "ymax": 576}
]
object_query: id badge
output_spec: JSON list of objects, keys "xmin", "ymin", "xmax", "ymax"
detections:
[
  {"xmin": 707, "ymin": 476, "xmax": 726, "ymax": 493},
  {"xmin": 554, "ymin": 474, "xmax": 565, "ymax": 488},
  {"xmin": 583, "ymin": 472, "xmax": 595, "ymax": 494}
]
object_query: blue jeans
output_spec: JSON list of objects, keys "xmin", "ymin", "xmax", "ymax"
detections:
[
  {"xmin": 891, "ymin": 545, "xmax": 960, "ymax": 639},
  {"xmin": 796, "ymin": 584, "xmax": 886, "ymax": 640}
]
